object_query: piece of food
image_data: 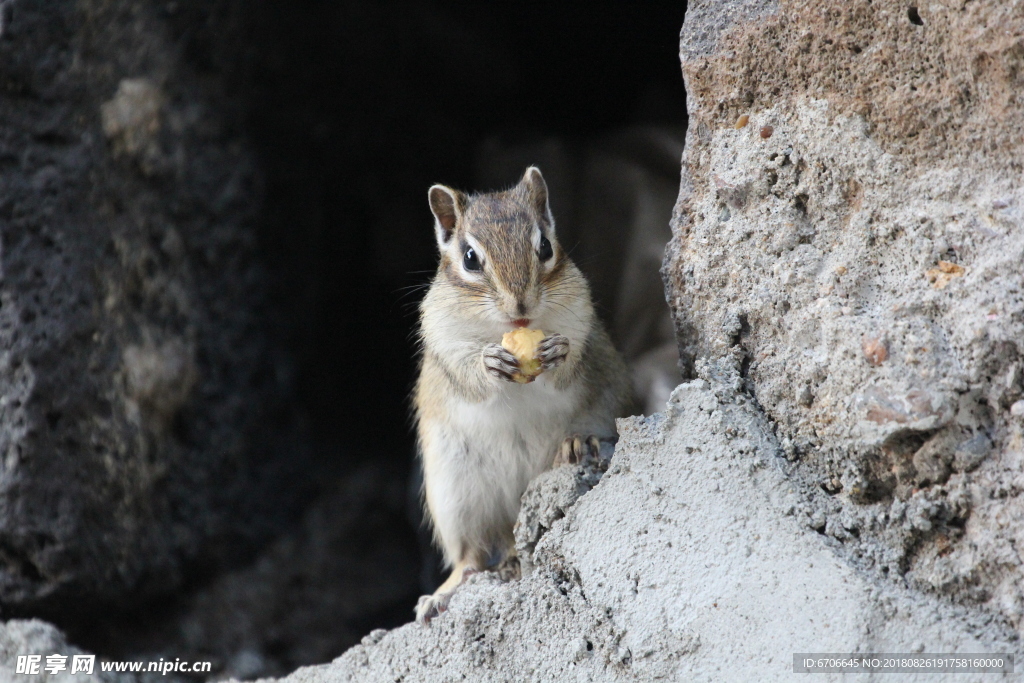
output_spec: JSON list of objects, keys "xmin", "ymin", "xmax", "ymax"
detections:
[{"xmin": 501, "ymin": 328, "xmax": 546, "ymax": 383}]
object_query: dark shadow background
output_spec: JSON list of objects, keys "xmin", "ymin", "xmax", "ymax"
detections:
[
  {"xmin": 58, "ymin": 1, "xmax": 688, "ymax": 678},
  {"xmin": 243, "ymin": 1, "xmax": 688, "ymax": 458}
]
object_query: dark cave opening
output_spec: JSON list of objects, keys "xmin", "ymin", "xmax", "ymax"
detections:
[
  {"xmin": 57, "ymin": 0, "xmax": 688, "ymax": 677},
  {"xmin": 244, "ymin": 1, "xmax": 688, "ymax": 457}
]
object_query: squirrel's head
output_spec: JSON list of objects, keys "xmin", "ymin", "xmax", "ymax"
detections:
[{"xmin": 427, "ymin": 167, "xmax": 579, "ymax": 329}]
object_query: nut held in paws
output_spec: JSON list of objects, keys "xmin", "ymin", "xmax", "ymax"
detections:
[{"xmin": 501, "ymin": 328, "xmax": 545, "ymax": 383}]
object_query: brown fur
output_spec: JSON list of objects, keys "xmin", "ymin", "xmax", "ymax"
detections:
[{"xmin": 413, "ymin": 167, "xmax": 637, "ymax": 625}]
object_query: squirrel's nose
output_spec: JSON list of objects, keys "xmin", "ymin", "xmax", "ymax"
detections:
[{"xmin": 515, "ymin": 300, "xmax": 528, "ymax": 317}]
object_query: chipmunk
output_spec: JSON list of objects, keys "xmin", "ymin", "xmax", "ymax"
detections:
[{"xmin": 414, "ymin": 166, "xmax": 635, "ymax": 624}]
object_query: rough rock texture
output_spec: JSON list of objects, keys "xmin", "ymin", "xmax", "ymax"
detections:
[
  {"xmin": 0, "ymin": 1, "xmax": 304, "ymax": 608},
  {"xmin": 272, "ymin": 374, "xmax": 1015, "ymax": 682},
  {"xmin": 665, "ymin": 0, "xmax": 1024, "ymax": 636}
]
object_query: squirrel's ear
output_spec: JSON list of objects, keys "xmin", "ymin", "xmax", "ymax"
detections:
[
  {"xmin": 428, "ymin": 185, "xmax": 463, "ymax": 246},
  {"xmin": 521, "ymin": 166, "xmax": 554, "ymax": 229}
]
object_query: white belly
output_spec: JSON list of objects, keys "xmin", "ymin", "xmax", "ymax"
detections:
[
  {"xmin": 453, "ymin": 374, "xmax": 580, "ymax": 466},
  {"xmin": 423, "ymin": 375, "xmax": 583, "ymax": 562}
]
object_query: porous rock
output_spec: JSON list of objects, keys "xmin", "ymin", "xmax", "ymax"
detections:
[
  {"xmin": 666, "ymin": 0, "xmax": 1024, "ymax": 638},
  {"xmin": 269, "ymin": 375, "xmax": 1014, "ymax": 682},
  {"xmin": 0, "ymin": 1, "xmax": 305, "ymax": 607}
]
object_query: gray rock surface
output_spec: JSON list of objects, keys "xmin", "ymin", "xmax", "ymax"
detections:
[
  {"xmin": 0, "ymin": 0, "xmax": 305, "ymax": 607},
  {"xmin": 665, "ymin": 0, "xmax": 1024, "ymax": 636},
  {"xmin": 272, "ymin": 374, "xmax": 1015, "ymax": 682}
]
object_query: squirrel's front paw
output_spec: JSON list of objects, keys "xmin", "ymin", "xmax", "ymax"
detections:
[
  {"xmin": 538, "ymin": 334, "xmax": 570, "ymax": 370},
  {"xmin": 483, "ymin": 343, "xmax": 522, "ymax": 383}
]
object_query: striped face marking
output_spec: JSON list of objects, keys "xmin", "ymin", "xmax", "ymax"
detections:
[{"xmin": 428, "ymin": 167, "xmax": 567, "ymax": 324}]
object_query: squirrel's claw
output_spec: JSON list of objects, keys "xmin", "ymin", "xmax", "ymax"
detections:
[
  {"xmin": 415, "ymin": 567, "xmax": 480, "ymax": 626},
  {"xmin": 415, "ymin": 593, "xmax": 448, "ymax": 625},
  {"xmin": 554, "ymin": 433, "xmax": 601, "ymax": 467},
  {"xmin": 483, "ymin": 343, "xmax": 521, "ymax": 382},
  {"xmin": 538, "ymin": 334, "xmax": 570, "ymax": 371}
]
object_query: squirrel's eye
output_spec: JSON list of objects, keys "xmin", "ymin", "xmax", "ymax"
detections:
[
  {"xmin": 538, "ymin": 234, "xmax": 553, "ymax": 262},
  {"xmin": 463, "ymin": 247, "xmax": 482, "ymax": 272}
]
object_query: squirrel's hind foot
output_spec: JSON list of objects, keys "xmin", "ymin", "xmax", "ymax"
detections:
[
  {"xmin": 494, "ymin": 553, "xmax": 521, "ymax": 582},
  {"xmin": 415, "ymin": 592, "xmax": 450, "ymax": 626},
  {"xmin": 415, "ymin": 567, "xmax": 480, "ymax": 626},
  {"xmin": 554, "ymin": 433, "xmax": 602, "ymax": 467}
]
